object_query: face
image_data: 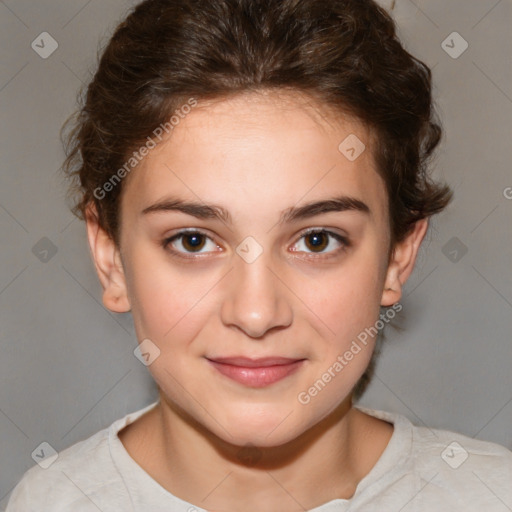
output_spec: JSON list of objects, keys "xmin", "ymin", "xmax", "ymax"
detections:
[{"xmin": 90, "ymin": 91, "xmax": 423, "ymax": 447}]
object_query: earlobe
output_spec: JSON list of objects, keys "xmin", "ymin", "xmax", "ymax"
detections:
[
  {"xmin": 85, "ymin": 204, "xmax": 131, "ymax": 313},
  {"xmin": 381, "ymin": 218, "xmax": 429, "ymax": 307}
]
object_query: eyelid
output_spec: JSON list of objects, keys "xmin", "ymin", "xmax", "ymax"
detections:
[
  {"xmin": 289, "ymin": 227, "xmax": 350, "ymax": 259},
  {"xmin": 295, "ymin": 226, "xmax": 348, "ymax": 240},
  {"xmin": 163, "ymin": 228, "xmax": 221, "ymax": 258}
]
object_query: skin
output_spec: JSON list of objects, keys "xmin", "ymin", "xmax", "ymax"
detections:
[{"xmin": 86, "ymin": 90, "xmax": 427, "ymax": 511}]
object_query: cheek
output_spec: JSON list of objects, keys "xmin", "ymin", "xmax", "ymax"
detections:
[
  {"xmin": 301, "ymin": 251, "xmax": 386, "ymax": 347},
  {"xmin": 125, "ymin": 245, "xmax": 227, "ymax": 351}
]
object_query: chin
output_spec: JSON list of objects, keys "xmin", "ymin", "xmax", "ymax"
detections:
[
  {"xmin": 222, "ymin": 425, "xmax": 301, "ymax": 450},
  {"xmin": 208, "ymin": 404, "xmax": 310, "ymax": 448}
]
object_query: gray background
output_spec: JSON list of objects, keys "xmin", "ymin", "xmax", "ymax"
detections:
[{"xmin": 1, "ymin": 0, "xmax": 511, "ymax": 507}]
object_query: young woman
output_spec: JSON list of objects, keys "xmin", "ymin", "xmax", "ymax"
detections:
[{"xmin": 7, "ymin": 0, "xmax": 511, "ymax": 510}]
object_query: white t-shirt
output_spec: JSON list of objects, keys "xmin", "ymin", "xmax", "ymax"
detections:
[{"xmin": 6, "ymin": 401, "xmax": 512, "ymax": 511}]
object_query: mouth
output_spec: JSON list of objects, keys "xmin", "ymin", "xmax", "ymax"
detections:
[{"xmin": 206, "ymin": 356, "xmax": 306, "ymax": 388}]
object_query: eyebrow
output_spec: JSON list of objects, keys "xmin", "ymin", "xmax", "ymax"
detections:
[{"xmin": 141, "ymin": 195, "xmax": 370, "ymax": 224}]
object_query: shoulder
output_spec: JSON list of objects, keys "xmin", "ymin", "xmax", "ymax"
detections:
[
  {"xmin": 356, "ymin": 407, "xmax": 512, "ymax": 510},
  {"xmin": 406, "ymin": 419, "xmax": 512, "ymax": 507},
  {"xmin": 6, "ymin": 421, "xmax": 127, "ymax": 511},
  {"xmin": 411, "ymin": 421, "xmax": 512, "ymax": 469}
]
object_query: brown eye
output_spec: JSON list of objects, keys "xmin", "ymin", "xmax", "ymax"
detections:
[
  {"xmin": 291, "ymin": 229, "xmax": 349, "ymax": 257},
  {"xmin": 164, "ymin": 230, "xmax": 220, "ymax": 256},
  {"xmin": 181, "ymin": 233, "xmax": 207, "ymax": 252},
  {"xmin": 304, "ymin": 231, "xmax": 329, "ymax": 252}
]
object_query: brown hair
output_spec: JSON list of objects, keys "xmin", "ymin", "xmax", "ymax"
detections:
[
  {"xmin": 61, "ymin": 0, "xmax": 454, "ymax": 400},
  {"xmin": 62, "ymin": 0, "xmax": 452, "ymax": 250}
]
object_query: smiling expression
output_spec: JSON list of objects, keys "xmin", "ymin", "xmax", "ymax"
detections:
[{"xmin": 100, "ymin": 90, "xmax": 401, "ymax": 447}]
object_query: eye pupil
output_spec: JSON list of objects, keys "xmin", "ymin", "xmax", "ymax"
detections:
[{"xmin": 306, "ymin": 232, "xmax": 328, "ymax": 252}]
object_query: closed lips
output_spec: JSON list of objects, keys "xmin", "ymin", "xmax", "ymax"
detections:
[{"xmin": 206, "ymin": 357, "xmax": 305, "ymax": 367}]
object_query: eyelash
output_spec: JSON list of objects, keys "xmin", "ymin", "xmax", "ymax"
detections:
[{"xmin": 162, "ymin": 228, "xmax": 350, "ymax": 261}]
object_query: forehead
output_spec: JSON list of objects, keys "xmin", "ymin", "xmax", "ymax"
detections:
[{"xmin": 121, "ymin": 91, "xmax": 388, "ymax": 227}]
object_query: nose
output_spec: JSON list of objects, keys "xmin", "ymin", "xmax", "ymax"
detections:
[{"xmin": 220, "ymin": 247, "xmax": 293, "ymax": 339}]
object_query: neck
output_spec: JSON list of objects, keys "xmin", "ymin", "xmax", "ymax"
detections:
[{"xmin": 143, "ymin": 391, "xmax": 386, "ymax": 511}]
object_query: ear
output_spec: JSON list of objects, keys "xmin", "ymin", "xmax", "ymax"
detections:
[
  {"xmin": 381, "ymin": 218, "xmax": 428, "ymax": 306},
  {"xmin": 85, "ymin": 204, "xmax": 131, "ymax": 313}
]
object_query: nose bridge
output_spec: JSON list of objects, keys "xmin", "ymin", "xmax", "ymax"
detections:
[{"xmin": 220, "ymin": 238, "xmax": 292, "ymax": 337}]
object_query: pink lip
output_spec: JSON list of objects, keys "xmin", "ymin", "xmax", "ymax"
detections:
[{"xmin": 207, "ymin": 357, "xmax": 305, "ymax": 388}]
